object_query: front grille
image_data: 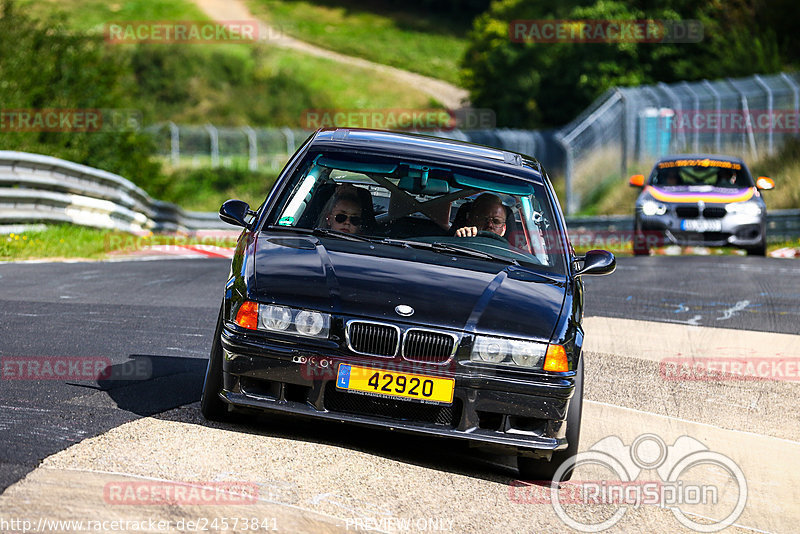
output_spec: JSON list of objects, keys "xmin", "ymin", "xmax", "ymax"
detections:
[
  {"xmin": 403, "ymin": 330, "xmax": 456, "ymax": 363},
  {"xmin": 676, "ymin": 206, "xmax": 699, "ymax": 218},
  {"xmin": 347, "ymin": 321, "xmax": 399, "ymax": 357},
  {"xmin": 324, "ymin": 383, "xmax": 458, "ymax": 426},
  {"xmin": 703, "ymin": 206, "xmax": 727, "ymax": 218}
]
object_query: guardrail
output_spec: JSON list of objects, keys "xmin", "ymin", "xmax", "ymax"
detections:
[
  {"xmin": 566, "ymin": 210, "xmax": 800, "ymax": 243},
  {"xmin": 2, "ymin": 151, "xmax": 797, "ymax": 239},
  {"xmin": 0, "ymin": 151, "xmax": 231, "ymax": 232}
]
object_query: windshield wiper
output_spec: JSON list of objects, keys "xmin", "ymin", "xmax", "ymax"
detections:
[
  {"xmin": 311, "ymin": 228, "xmax": 378, "ymax": 242},
  {"xmin": 264, "ymin": 225, "xmax": 376, "ymax": 243},
  {"xmin": 429, "ymin": 242, "xmax": 519, "ymax": 265}
]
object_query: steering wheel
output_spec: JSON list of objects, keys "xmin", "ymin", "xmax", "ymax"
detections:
[{"xmin": 476, "ymin": 230, "xmax": 508, "ymax": 243}]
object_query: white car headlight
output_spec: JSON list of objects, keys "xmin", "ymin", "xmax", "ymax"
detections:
[
  {"xmin": 295, "ymin": 310, "xmax": 330, "ymax": 337},
  {"xmin": 725, "ymin": 201, "xmax": 762, "ymax": 216},
  {"xmin": 470, "ymin": 336, "xmax": 547, "ymax": 368},
  {"xmin": 261, "ymin": 305, "xmax": 292, "ymax": 331},
  {"xmin": 472, "ymin": 336, "xmax": 508, "ymax": 363},
  {"xmin": 641, "ymin": 200, "xmax": 667, "ymax": 216},
  {"xmin": 258, "ymin": 305, "xmax": 330, "ymax": 338},
  {"xmin": 510, "ymin": 339, "xmax": 546, "ymax": 367}
]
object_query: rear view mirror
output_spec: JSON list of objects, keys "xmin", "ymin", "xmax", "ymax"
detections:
[
  {"xmin": 576, "ymin": 250, "xmax": 616, "ymax": 276},
  {"xmin": 756, "ymin": 176, "xmax": 775, "ymax": 190},
  {"xmin": 219, "ymin": 199, "xmax": 253, "ymax": 229},
  {"xmin": 629, "ymin": 174, "xmax": 645, "ymax": 187}
]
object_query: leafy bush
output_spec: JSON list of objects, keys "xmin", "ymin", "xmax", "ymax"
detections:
[{"xmin": 0, "ymin": 0, "xmax": 162, "ymax": 186}]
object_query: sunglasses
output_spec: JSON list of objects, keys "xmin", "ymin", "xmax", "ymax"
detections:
[
  {"xmin": 333, "ymin": 213, "xmax": 363, "ymax": 226},
  {"xmin": 475, "ymin": 215, "xmax": 506, "ymax": 227}
]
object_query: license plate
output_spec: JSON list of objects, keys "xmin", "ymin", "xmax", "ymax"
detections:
[
  {"xmin": 336, "ymin": 364, "xmax": 454, "ymax": 405},
  {"xmin": 681, "ymin": 219, "xmax": 722, "ymax": 232}
]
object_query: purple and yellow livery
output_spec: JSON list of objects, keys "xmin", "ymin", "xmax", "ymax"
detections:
[{"xmin": 645, "ymin": 186, "xmax": 755, "ymax": 204}]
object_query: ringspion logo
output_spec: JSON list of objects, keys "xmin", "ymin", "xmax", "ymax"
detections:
[{"xmin": 512, "ymin": 434, "xmax": 747, "ymax": 532}]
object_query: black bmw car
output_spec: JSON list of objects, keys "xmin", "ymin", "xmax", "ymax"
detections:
[{"xmin": 201, "ymin": 128, "xmax": 615, "ymax": 480}]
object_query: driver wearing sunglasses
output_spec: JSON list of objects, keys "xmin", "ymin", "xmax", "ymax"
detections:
[{"xmin": 321, "ymin": 184, "xmax": 366, "ymax": 234}]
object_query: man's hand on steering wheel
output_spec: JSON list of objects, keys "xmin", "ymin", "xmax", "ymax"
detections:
[{"xmin": 455, "ymin": 226, "xmax": 478, "ymax": 237}]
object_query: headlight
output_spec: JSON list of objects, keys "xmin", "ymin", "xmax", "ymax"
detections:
[
  {"xmin": 470, "ymin": 336, "xmax": 547, "ymax": 368},
  {"xmin": 261, "ymin": 305, "xmax": 292, "ymax": 331},
  {"xmin": 472, "ymin": 336, "xmax": 509, "ymax": 363},
  {"xmin": 641, "ymin": 200, "xmax": 667, "ymax": 216},
  {"xmin": 725, "ymin": 201, "xmax": 762, "ymax": 216},
  {"xmin": 295, "ymin": 310, "xmax": 329, "ymax": 337},
  {"xmin": 249, "ymin": 303, "xmax": 330, "ymax": 338}
]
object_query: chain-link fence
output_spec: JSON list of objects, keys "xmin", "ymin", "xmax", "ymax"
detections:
[
  {"xmin": 145, "ymin": 123, "xmax": 313, "ymax": 172},
  {"xmin": 146, "ymin": 72, "xmax": 800, "ymax": 214},
  {"xmin": 146, "ymin": 123, "xmax": 565, "ymax": 176},
  {"xmin": 557, "ymin": 72, "xmax": 800, "ymax": 213}
]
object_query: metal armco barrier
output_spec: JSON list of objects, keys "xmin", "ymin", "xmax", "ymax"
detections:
[
  {"xmin": 0, "ymin": 151, "xmax": 230, "ymax": 232},
  {"xmin": 1, "ymin": 150, "xmax": 797, "ymax": 239},
  {"xmin": 566, "ymin": 210, "xmax": 800, "ymax": 243}
]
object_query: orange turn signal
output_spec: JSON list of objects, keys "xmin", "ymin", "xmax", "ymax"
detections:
[
  {"xmin": 756, "ymin": 176, "xmax": 775, "ymax": 190},
  {"xmin": 234, "ymin": 301, "xmax": 259, "ymax": 330},
  {"xmin": 543, "ymin": 344, "xmax": 569, "ymax": 372},
  {"xmin": 629, "ymin": 174, "xmax": 645, "ymax": 187}
]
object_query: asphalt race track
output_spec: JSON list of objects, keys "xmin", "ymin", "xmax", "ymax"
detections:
[
  {"xmin": 0, "ymin": 256, "xmax": 798, "ymax": 533},
  {"xmin": 582, "ymin": 255, "xmax": 800, "ymax": 334}
]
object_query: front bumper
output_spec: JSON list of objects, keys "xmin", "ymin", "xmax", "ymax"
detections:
[
  {"xmin": 639, "ymin": 211, "xmax": 764, "ymax": 248},
  {"xmin": 218, "ymin": 326, "xmax": 576, "ymax": 457}
]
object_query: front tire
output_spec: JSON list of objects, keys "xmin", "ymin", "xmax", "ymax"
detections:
[
  {"xmin": 632, "ymin": 222, "xmax": 650, "ymax": 256},
  {"xmin": 745, "ymin": 239, "xmax": 766, "ymax": 256},
  {"xmin": 517, "ymin": 358, "xmax": 584, "ymax": 481},
  {"xmin": 201, "ymin": 304, "xmax": 230, "ymax": 421}
]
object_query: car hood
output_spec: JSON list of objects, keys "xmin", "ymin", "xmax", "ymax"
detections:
[
  {"xmin": 644, "ymin": 185, "xmax": 755, "ymax": 204},
  {"xmin": 250, "ymin": 235, "xmax": 566, "ymax": 341}
]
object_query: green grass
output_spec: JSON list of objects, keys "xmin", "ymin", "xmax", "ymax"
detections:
[
  {"xmin": 13, "ymin": 0, "xmax": 208, "ymax": 32},
  {"xmin": 0, "ymin": 225, "xmax": 241, "ymax": 261},
  {"xmin": 149, "ymin": 167, "xmax": 279, "ymax": 212},
  {"xmin": 4, "ymin": 224, "xmax": 796, "ymax": 261},
  {"xmin": 11, "ymin": 1, "xmax": 438, "ymax": 129},
  {"xmin": 0, "ymin": 225, "xmax": 122, "ymax": 260},
  {"xmin": 246, "ymin": 0, "xmax": 469, "ymax": 86}
]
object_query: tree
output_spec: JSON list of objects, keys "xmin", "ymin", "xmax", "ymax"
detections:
[{"xmin": 461, "ymin": 0, "xmax": 785, "ymax": 128}]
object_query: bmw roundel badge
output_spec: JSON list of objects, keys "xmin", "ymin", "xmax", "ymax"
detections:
[{"xmin": 395, "ymin": 305, "xmax": 414, "ymax": 317}]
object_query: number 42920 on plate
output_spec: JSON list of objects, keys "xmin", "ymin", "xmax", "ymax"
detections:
[{"xmin": 336, "ymin": 364, "xmax": 454, "ymax": 405}]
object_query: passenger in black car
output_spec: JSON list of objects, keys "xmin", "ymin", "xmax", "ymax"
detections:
[{"xmin": 454, "ymin": 193, "xmax": 507, "ymax": 238}]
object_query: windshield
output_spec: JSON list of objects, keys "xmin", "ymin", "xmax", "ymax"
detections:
[
  {"xmin": 650, "ymin": 159, "xmax": 754, "ymax": 189},
  {"xmin": 266, "ymin": 151, "xmax": 566, "ymax": 274}
]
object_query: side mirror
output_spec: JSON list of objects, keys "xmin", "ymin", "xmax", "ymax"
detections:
[
  {"xmin": 219, "ymin": 199, "xmax": 253, "ymax": 229},
  {"xmin": 629, "ymin": 174, "xmax": 645, "ymax": 187},
  {"xmin": 576, "ymin": 249, "xmax": 616, "ymax": 276},
  {"xmin": 756, "ymin": 176, "xmax": 775, "ymax": 190}
]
